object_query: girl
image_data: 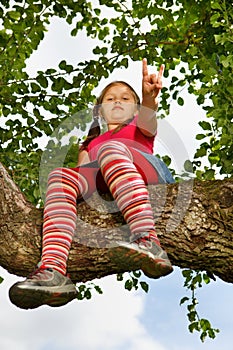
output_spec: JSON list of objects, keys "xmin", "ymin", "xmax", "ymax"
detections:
[{"xmin": 9, "ymin": 58, "xmax": 174, "ymax": 309}]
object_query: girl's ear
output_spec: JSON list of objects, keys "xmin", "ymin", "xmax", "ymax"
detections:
[
  {"xmin": 93, "ymin": 104, "xmax": 101, "ymax": 117},
  {"xmin": 133, "ymin": 104, "xmax": 140, "ymax": 116},
  {"xmin": 98, "ymin": 105, "xmax": 105, "ymax": 119},
  {"xmin": 93, "ymin": 104, "xmax": 105, "ymax": 120}
]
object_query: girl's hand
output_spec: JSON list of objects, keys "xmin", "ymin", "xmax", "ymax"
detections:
[{"xmin": 142, "ymin": 58, "xmax": 164, "ymax": 110}]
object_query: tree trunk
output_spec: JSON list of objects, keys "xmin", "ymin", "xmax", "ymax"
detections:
[{"xmin": 0, "ymin": 163, "xmax": 232, "ymax": 284}]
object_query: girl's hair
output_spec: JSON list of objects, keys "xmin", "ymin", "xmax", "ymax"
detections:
[{"xmin": 80, "ymin": 81, "xmax": 140, "ymax": 151}]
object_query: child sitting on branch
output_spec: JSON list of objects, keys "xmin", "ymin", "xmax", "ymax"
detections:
[{"xmin": 9, "ymin": 58, "xmax": 174, "ymax": 309}]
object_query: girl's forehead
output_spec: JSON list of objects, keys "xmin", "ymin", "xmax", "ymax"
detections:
[{"xmin": 104, "ymin": 84, "xmax": 134, "ymax": 95}]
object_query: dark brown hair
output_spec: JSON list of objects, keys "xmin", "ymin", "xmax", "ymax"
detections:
[{"xmin": 80, "ymin": 81, "xmax": 141, "ymax": 151}]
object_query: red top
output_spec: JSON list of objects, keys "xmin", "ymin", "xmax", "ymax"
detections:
[{"xmin": 87, "ymin": 115, "xmax": 155, "ymax": 161}]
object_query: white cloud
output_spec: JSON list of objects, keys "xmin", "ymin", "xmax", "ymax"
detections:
[
  {"xmin": 0, "ymin": 263, "xmax": 232, "ymax": 350},
  {"xmin": 0, "ymin": 268, "xmax": 168, "ymax": 350}
]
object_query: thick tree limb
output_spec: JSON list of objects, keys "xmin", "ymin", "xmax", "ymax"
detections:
[{"xmin": 0, "ymin": 163, "xmax": 232, "ymax": 283}]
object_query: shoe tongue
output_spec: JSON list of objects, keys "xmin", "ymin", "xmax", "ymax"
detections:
[
  {"xmin": 131, "ymin": 232, "xmax": 150, "ymax": 242},
  {"xmin": 137, "ymin": 237, "xmax": 150, "ymax": 244},
  {"xmin": 46, "ymin": 268, "xmax": 54, "ymax": 272}
]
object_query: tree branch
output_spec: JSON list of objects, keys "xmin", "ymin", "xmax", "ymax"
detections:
[{"xmin": 0, "ymin": 163, "xmax": 232, "ymax": 283}]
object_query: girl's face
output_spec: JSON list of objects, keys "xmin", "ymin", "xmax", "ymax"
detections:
[{"xmin": 100, "ymin": 84, "xmax": 139, "ymax": 126}]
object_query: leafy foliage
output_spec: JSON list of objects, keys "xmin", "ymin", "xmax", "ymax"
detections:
[
  {"xmin": 117, "ymin": 270, "xmax": 149, "ymax": 293},
  {"xmin": 181, "ymin": 269, "xmax": 220, "ymax": 341},
  {"xmin": 0, "ymin": 0, "xmax": 232, "ymax": 204},
  {"xmin": 76, "ymin": 281, "xmax": 103, "ymax": 300}
]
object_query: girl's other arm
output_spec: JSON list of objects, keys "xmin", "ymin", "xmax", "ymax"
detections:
[{"xmin": 77, "ymin": 149, "xmax": 91, "ymax": 166}]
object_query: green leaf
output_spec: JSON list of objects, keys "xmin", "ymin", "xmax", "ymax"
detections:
[
  {"xmin": 180, "ymin": 67, "xmax": 186, "ymax": 74},
  {"xmin": 30, "ymin": 82, "xmax": 41, "ymax": 93},
  {"xmin": 180, "ymin": 296, "xmax": 189, "ymax": 305},
  {"xmin": 188, "ymin": 311, "xmax": 197, "ymax": 322},
  {"xmin": 182, "ymin": 269, "xmax": 193, "ymax": 279},
  {"xmin": 183, "ymin": 160, "xmax": 193, "ymax": 173},
  {"xmin": 203, "ymin": 273, "xmax": 211, "ymax": 284},
  {"xmin": 187, "ymin": 304, "xmax": 195, "ymax": 312},
  {"xmin": 59, "ymin": 60, "xmax": 73, "ymax": 73},
  {"xmin": 177, "ymin": 96, "xmax": 184, "ymax": 106},
  {"xmin": 203, "ymin": 169, "xmax": 215, "ymax": 180},
  {"xmin": 200, "ymin": 331, "xmax": 207, "ymax": 342},
  {"xmin": 121, "ymin": 57, "xmax": 128, "ymax": 68},
  {"xmin": 94, "ymin": 285, "xmax": 103, "ymax": 294},
  {"xmin": 36, "ymin": 74, "xmax": 48, "ymax": 88},
  {"xmin": 117, "ymin": 273, "xmax": 124, "ymax": 281},
  {"xmin": 8, "ymin": 10, "xmax": 21, "ymax": 20},
  {"xmin": 132, "ymin": 270, "xmax": 141, "ymax": 278},
  {"xmin": 161, "ymin": 155, "xmax": 171, "ymax": 166},
  {"xmin": 84, "ymin": 290, "xmax": 92, "ymax": 299},
  {"xmin": 200, "ymin": 318, "xmax": 211, "ymax": 332},
  {"xmin": 27, "ymin": 116, "xmax": 34, "ymax": 126},
  {"xmin": 94, "ymin": 8, "xmax": 101, "ymax": 16},
  {"xmin": 140, "ymin": 281, "xmax": 149, "ymax": 293},
  {"xmin": 196, "ymin": 134, "xmax": 206, "ymax": 140},
  {"xmin": 199, "ymin": 121, "xmax": 212, "ymax": 131},
  {"xmin": 194, "ymin": 146, "xmax": 207, "ymax": 158},
  {"xmin": 125, "ymin": 279, "xmax": 133, "ymax": 291},
  {"xmin": 208, "ymin": 328, "xmax": 220, "ymax": 339},
  {"xmin": 211, "ymin": 2, "xmax": 222, "ymax": 10},
  {"xmin": 189, "ymin": 321, "xmax": 200, "ymax": 333},
  {"xmin": 132, "ymin": 277, "xmax": 138, "ymax": 289}
]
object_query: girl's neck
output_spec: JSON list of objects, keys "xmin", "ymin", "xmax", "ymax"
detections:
[
  {"xmin": 107, "ymin": 123, "xmax": 121, "ymax": 131},
  {"xmin": 107, "ymin": 117, "xmax": 135, "ymax": 132}
]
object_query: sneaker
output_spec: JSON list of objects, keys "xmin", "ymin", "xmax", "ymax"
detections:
[
  {"xmin": 9, "ymin": 266, "xmax": 77, "ymax": 309},
  {"xmin": 108, "ymin": 239, "xmax": 173, "ymax": 279}
]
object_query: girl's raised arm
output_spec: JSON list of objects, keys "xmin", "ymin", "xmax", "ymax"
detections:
[{"xmin": 137, "ymin": 58, "xmax": 164, "ymax": 136}]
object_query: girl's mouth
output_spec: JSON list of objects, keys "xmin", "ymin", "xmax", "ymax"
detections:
[{"xmin": 112, "ymin": 106, "xmax": 123, "ymax": 110}]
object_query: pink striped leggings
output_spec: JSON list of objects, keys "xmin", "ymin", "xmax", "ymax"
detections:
[{"xmin": 41, "ymin": 141, "xmax": 160, "ymax": 275}]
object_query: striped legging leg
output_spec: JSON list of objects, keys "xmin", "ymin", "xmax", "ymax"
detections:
[
  {"xmin": 41, "ymin": 167, "xmax": 89, "ymax": 275},
  {"xmin": 97, "ymin": 141, "xmax": 160, "ymax": 244}
]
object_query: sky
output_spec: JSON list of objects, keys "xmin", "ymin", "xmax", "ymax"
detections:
[{"xmin": 0, "ymin": 13, "xmax": 232, "ymax": 350}]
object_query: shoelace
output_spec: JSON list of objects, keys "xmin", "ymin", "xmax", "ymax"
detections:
[
  {"xmin": 27, "ymin": 266, "xmax": 52, "ymax": 281},
  {"xmin": 131, "ymin": 231, "xmax": 161, "ymax": 247},
  {"xmin": 136, "ymin": 238, "xmax": 164, "ymax": 258},
  {"xmin": 137, "ymin": 239, "xmax": 153, "ymax": 250}
]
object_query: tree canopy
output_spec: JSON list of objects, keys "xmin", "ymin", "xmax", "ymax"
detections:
[
  {"xmin": 0, "ymin": 0, "xmax": 232, "ymax": 342},
  {"xmin": 0, "ymin": 0, "xmax": 232, "ymax": 204}
]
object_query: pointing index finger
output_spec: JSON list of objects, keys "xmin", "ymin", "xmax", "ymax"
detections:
[{"xmin": 142, "ymin": 58, "xmax": 148, "ymax": 78}]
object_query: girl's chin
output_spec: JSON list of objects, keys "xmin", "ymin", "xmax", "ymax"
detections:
[{"xmin": 107, "ymin": 119, "xmax": 127, "ymax": 125}]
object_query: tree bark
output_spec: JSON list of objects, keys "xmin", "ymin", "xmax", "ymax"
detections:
[{"xmin": 0, "ymin": 163, "xmax": 232, "ymax": 284}]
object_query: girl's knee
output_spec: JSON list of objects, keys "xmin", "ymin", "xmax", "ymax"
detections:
[
  {"xmin": 48, "ymin": 167, "xmax": 66, "ymax": 178},
  {"xmin": 48, "ymin": 167, "xmax": 79, "ymax": 184},
  {"xmin": 97, "ymin": 141, "xmax": 133, "ymax": 161}
]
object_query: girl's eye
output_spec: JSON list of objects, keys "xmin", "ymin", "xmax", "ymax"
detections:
[{"xmin": 123, "ymin": 97, "xmax": 129, "ymax": 100}]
